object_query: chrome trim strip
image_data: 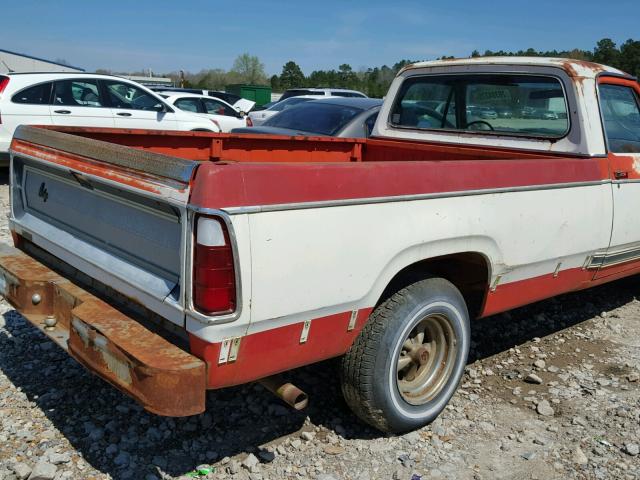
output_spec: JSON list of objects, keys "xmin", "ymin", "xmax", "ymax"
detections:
[
  {"xmin": 585, "ymin": 242, "xmax": 640, "ymax": 270},
  {"xmin": 613, "ymin": 178, "xmax": 640, "ymax": 185},
  {"xmin": 203, "ymin": 179, "xmax": 610, "ymax": 215}
]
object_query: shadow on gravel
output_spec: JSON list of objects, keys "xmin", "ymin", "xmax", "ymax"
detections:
[
  {"xmin": 0, "ymin": 170, "xmax": 8, "ymax": 185},
  {"xmin": 1, "ymin": 274, "xmax": 640, "ymax": 478}
]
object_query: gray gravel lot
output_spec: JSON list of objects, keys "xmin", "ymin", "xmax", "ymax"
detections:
[{"xmin": 0, "ymin": 173, "xmax": 639, "ymax": 480}]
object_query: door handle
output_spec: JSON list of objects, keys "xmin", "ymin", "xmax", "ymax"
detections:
[
  {"xmin": 53, "ymin": 110, "xmax": 71, "ymax": 114},
  {"xmin": 614, "ymin": 170, "xmax": 629, "ymax": 180},
  {"xmin": 116, "ymin": 112, "xmax": 132, "ymax": 117}
]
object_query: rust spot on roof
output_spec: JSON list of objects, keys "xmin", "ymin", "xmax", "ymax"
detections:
[{"xmin": 561, "ymin": 60, "xmax": 606, "ymax": 78}]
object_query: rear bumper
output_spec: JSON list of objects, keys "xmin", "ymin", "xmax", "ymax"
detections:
[{"xmin": 0, "ymin": 244, "xmax": 206, "ymax": 416}]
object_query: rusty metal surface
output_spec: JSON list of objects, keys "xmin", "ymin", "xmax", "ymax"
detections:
[
  {"xmin": 0, "ymin": 244, "xmax": 206, "ymax": 417},
  {"xmin": 12, "ymin": 125, "xmax": 198, "ymax": 184}
]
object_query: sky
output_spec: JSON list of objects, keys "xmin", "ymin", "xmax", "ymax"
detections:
[{"xmin": 1, "ymin": 0, "xmax": 639, "ymax": 76}]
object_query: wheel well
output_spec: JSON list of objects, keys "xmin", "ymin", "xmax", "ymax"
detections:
[{"xmin": 377, "ymin": 252, "xmax": 490, "ymax": 319}]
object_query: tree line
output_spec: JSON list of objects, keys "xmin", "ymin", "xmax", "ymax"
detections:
[
  {"xmin": 97, "ymin": 38, "xmax": 640, "ymax": 98},
  {"xmin": 271, "ymin": 37, "xmax": 639, "ymax": 98}
]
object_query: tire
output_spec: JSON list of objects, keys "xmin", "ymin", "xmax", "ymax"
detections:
[{"xmin": 340, "ymin": 277, "xmax": 470, "ymax": 433}]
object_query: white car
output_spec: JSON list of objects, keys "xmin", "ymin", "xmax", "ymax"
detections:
[
  {"xmin": 0, "ymin": 72, "xmax": 219, "ymax": 165},
  {"xmin": 160, "ymin": 93, "xmax": 252, "ymax": 132},
  {"xmin": 279, "ymin": 87, "xmax": 368, "ymax": 101},
  {"xmin": 248, "ymin": 96, "xmax": 322, "ymax": 126}
]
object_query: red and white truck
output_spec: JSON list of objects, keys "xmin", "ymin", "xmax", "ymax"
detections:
[{"xmin": 1, "ymin": 57, "xmax": 639, "ymax": 433}]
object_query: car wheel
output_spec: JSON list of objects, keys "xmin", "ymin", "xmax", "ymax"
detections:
[{"xmin": 340, "ymin": 277, "xmax": 470, "ymax": 433}]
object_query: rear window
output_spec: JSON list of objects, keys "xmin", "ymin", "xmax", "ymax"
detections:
[
  {"xmin": 391, "ymin": 74, "xmax": 569, "ymax": 138},
  {"xmin": 12, "ymin": 82, "xmax": 53, "ymax": 104},
  {"xmin": 265, "ymin": 102, "xmax": 363, "ymax": 135},
  {"xmin": 270, "ymin": 97, "xmax": 314, "ymax": 112},
  {"xmin": 332, "ymin": 91, "xmax": 366, "ymax": 98},
  {"xmin": 280, "ymin": 89, "xmax": 325, "ymax": 100}
]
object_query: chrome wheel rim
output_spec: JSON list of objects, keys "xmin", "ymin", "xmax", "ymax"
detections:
[{"xmin": 396, "ymin": 313, "xmax": 457, "ymax": 405}]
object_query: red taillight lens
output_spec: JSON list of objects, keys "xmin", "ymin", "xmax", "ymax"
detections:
[
  {"xmin": 246, "ymin": 116, "xmax": 253, "ymax": 127},
  {"xmin": 0, "ymin": 77, "xmax": 8, "ymax": 124},
  {"xmin": 0, "ymin": 77, "xmax": 9, "ymax": 95},
  {"xmin": 193, "ymin": 216, "xmax": 236, "ymax": 315}
]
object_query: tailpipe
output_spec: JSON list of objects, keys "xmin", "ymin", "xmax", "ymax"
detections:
[{"xmin": 259, "ymin": 375, "xmax": 309, "ymax": 410}]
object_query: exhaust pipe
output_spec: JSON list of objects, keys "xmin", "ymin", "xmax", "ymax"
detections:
[{"xmin": 259, "ymin": 375, "xmax": 309, "ymax": 410}]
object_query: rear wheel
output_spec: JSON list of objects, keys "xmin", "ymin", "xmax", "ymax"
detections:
[{"xmin": 340, "ymin": 277, "xmax": 470, "ymax": 433}]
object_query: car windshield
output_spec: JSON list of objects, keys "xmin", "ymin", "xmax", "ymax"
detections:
[
  {"xmin": 264, "ymin": 102, "xmax": 363, "ymax": 135},
  {"xmin": 269, "ymin": 97, "xmax": 314, "ymax": 112}
]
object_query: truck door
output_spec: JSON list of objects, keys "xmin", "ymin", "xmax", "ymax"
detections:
[{"xmin": 594, "ymin": 77, "xmax": 640, "ymax": 279}]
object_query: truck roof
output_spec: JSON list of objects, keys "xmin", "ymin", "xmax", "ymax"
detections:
[{"xmin": 401, "ymin": 56, "xmax": 632, "ymax": 80}]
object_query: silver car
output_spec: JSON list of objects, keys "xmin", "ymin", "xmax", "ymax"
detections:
[{"xmin": 235, "ymin": 97, "xmax": 383, "ymax": 138}]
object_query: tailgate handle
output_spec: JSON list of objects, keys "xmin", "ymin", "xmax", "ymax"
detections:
[
  {"xmin": 53, "ymin": 110, "xmax": 71, "ymax": 114},
  {"xmin": 614, "ymin": 170, "xmax": 629, "ymax": 180},
  {"xmin": 117, "ymin": 112, "xmax": 132, "ymax": 117}
]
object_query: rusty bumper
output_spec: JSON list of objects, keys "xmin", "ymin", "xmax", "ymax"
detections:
[{"xmin": 0, "ymin": 245, "xmax": 206, "ymax": 416}]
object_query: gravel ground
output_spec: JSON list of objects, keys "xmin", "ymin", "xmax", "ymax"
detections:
[{"xmin": 0, "ymin": 173, "xmax": 639, "ymax": 480}]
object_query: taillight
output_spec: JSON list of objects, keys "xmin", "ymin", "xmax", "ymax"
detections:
[
  {"xmin": 0, "ymin": 77, "xmax": 8, "ymax": 123},
  {"xmin": 193, "ymin": 216, "xmax": 236, "ymax": 315},
  {"xmin": 0, "ymin": 77, "xmax": 9, "ymax": 94},
  {"xmin": 246, "ymin": 116, "xmax": 253, "ymax": 127}
]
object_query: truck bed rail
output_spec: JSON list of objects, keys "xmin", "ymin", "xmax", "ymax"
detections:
[{"xmin": 12, "ymin": 125, "xmax": 199, "ymax": 184}]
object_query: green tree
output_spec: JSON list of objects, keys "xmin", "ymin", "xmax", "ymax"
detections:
[
  {"xmin": 270, "ymin": 74, "xmax": 281, "ymax": 92},
  {"xmin": 619, "ymin": 39, "xmax": 640, "ymax": 77},
  {"xmin": 338, "ymin": 64, "xmax": 358, "ymax": 88},
  {"xmin": 231, "ymin": 53, "xmax": 267, "ymax": 85},
  {"xmin": 280, "ymin": 61, "xmax": 306, "ymax": 89},
  {"xmin": 593, "ymin": 38, "xmax": 619, "ymax": 66}
]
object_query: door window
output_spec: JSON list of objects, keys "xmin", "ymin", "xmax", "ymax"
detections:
[
  {"xmin": 174, "ymin": 98, "xmax": 203, "ymax": 113},
  {"xmin": 12, "ymin": 82, "xmax": 53, "ymax": 104},
  {"xmin": 600, "ymin": 84, "xmax": 640, "ymax": 153},
  {"xmin": 203, "ymin": 99, "xmax": 238, "ymax": 117},
  {"xmin": 103, "ymin": 80, "xmax": 164, "ymax": 111},
  {"xmin": 53, "ymin": 80, "xmax": 104, "ymax": 107}
]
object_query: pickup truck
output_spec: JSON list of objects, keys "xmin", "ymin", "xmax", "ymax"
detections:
[{"xmin": 1, "ymin": 57, "xmax": 639, "ymax": 434}]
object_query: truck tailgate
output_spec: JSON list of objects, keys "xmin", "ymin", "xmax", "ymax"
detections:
[{"xmin": 8, "ymin": 125, "xmax": 199, "ymax": 327}]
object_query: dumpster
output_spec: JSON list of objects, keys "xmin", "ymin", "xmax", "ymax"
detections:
[{"xmin": 225, "ymin": 84, "xmax": 271, "ymax": 107}]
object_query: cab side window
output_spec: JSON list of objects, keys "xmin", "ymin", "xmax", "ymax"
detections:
[
  {"xmin": 12, "ymin": 82, "xmax": 53, "ymax": 104},
  {"xmin": 600, "ymin": 84, "xmax": 640, "ymax": 153},
  {"xmin": 53, "ymin": 80, "xmax": 104, "ymax": 107}
]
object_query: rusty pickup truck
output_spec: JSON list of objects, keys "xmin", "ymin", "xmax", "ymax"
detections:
[{"xmin": 2, "ymin": 57, "xmax": 640, "ymax": 433}]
